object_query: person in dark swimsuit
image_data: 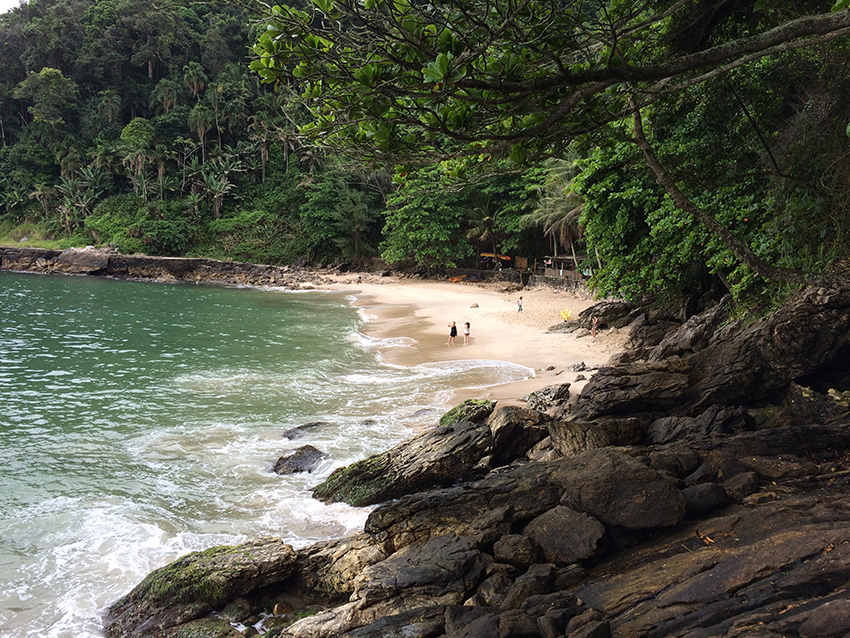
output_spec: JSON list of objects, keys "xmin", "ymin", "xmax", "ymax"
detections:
[{"xmin": 448, "ymin": 321, "xmax": 457, "ymax": 345}]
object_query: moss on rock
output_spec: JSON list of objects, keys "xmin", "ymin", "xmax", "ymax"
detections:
[{"xmin": 438, "ymin": 399, "xmax": 496, "ymax": 426}]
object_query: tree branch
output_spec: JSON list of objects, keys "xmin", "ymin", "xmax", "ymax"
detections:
[{"xmin": 629, "ymin": 99, "xmax": 826, "ymax": 288}]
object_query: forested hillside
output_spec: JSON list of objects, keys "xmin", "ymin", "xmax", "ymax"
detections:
[{"xmin": 2, "ymin": 0, "xmax": 849, "ymax": 306}]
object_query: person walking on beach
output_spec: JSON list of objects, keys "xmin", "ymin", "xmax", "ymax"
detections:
[
  {"xmin": 448, "ymin": 321, "xmax": 457, "ymax": 346},
  {"xmin": 463, "ymin": 322, "xmax": 471, "ymax": 346},
  {"xmin": 517, "ymin": 296, "xmax": 523, "ymax": 312},
  {"xmin": 592, "ymin": 315, "xmax": 599, "ymax": 338}
]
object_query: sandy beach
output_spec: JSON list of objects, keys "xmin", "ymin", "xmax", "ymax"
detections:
[{"xmin": 325, "ymin": 274, "xmax": 629, "ymax": 407}]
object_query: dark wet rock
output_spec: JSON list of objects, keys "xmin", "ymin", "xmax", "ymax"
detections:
[
  {"xmin": 351, "ymin": 534, "xmax": 483, "ymax": 608},
  {"xmin": 737, "ymin": 453, "xmax": 817, "ymax": 481},
  {"xmin": 103, "ymin": 538, "xmax": 297, "ymax": 638},
  {"xmin": 578, "ymin": 357, "xmax": 691, "ymax": 419},
  {"xmin": 283, "ymin": 422, "xmax": 329, "ymax": 440},
  {"xmin": 525, "ymin": 384, "xmax": 572, "ymax": 413},
  {"xmin": 444, "ymin": 606, "xmax": 495, "ymax": 636},
  {"xmin": 647, "ymin": 295, "xmax": 732, "ymax": 361},
  {"xmin": 682, "ymin": 483, "xmax": 729, "ymax": 516},
  {"xmin": 577, "ymin": 301, "xmax": 641, "ymax": 330},
  {"xmin": 626, "ymin": 320, "xmax": 680, "ymax": 350},
  {"xmin": 549, "ymin": 416, "xmax": 645, "ymax": 457},
  {"xmin": 522, "ymin": 506, "xmax": 605, "ymax": 566},
  {"xmin": 684, "ymin": 284, "xmax": 850, "ymax": 412},
  {"xmin": 273, "ymin": 445, "xmax": 326, "ymax": 475},
  {"xmin": 648, "ymin": 447, "xmax": 700, "ymax": 478},
  {"xmin": 497, "ymin": 609, "xmax": 538, "ymax": 637},
  {"xmin": 313, "ymin": 420, "xmax": 493, "ymax": 506},
  {"xmin": 439, "ymin": 399, "xmax": 496, "ymax": 426},
  {"xmin": 568, "ymin": 619, "xmax": 611, "ymax": 638},
  {"xmin": 475, "ymin": 570, "xmax": 513, "ymax": 607},
  {"xmin": 564, "ymin": 609, "xmax": 605, "ymax": 635},
  {"xmin": 488, "ymin": 406, "xmax": 549, "ymax": 467},
  {"xmin": 722, "ymin": 471, "xmax": 759, "ymax": 501},
  {"xmin": 493, "ymin": 534, "xmax": 540, "ymax": 570},
  {"xmin": 556, "ymin": 448, "xmax": 687, "ymax": 529},
  {"xmin": 340, "ymin": 605, "xmax": 446, "ymax": 638}
]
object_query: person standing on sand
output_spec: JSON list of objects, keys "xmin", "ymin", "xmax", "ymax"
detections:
[
  {"xmin": 592, "ymin": 315, "xmax": 599, "ymax": 338},
  {"xmin": 463, "ymin": 322, "xmax": 470, "ymax": 345},
  {"xmin": 448, "ymin": 321, "xmax": 457, "ymax": 346},
  {"xmin": 517, "ymin": 296, "xmax": 523, "ymax": 312}
]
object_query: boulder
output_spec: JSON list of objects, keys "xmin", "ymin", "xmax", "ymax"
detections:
[
  {"xmin": 351, "ymin": 534, "xmax": 483, "ymax": 609},
  {"xmin": 439, "ymin": 399, "xmax": 497, "ymax": 426},
  {"xmin": 522, "ymin": 506, "xmax": 606, "ymax": 565},
  {"xmin": 488, "ymin": 406, "xmax": 549, "ymax": 467},
  {"xmin": 578, "ymin": 358, "xmax": 691, "ymax": 419},
  {"xmin": 283, "ymin": 422, "xmax": 329, "ymax": 440},
  {"xmin": 493, "ymin": 534, "xmax": 540, "ymax": 569},
  {"xmin": 525, "ymin": 383, "xmax": 572, "ymax": 413},
  {"xmin": 549, "ymin": 416, "xmax": 645, "ymax": 458},
  {"xmin": 272, "ymin": 445, "xmax": 326, "ymax": 474},
  {"xmin": 556, "ymin": 448, "xmax": 687, "ymax": 529},
  {"xmin": 103, "ymin": 538, "xmax": 297, "ymax": 638},
  {"xmin": 681, "ymin": 483, "xmax": 730, "ymax": 516},
  {"xmin": 313, "ymin": 421, "xmax": 493, "ymax": 506},
  {"xmin": 684, "ymin": 284, "xmax": 850, "ymax": 411},
  {"xmin": 53, "ymin": 247, "xmax": 111, "ymax": 273}
]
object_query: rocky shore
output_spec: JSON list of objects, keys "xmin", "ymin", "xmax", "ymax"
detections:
[
  {"xmin": 5, "ymin": 247, "xmax": 850, "ymax": 638},
  {"xmin": 0, "ymin": 246, "xmax": 343, "ymax": 288},
  {"xmin": 98, "ymin": 273, "xmax": 850, "ymax": 638}
]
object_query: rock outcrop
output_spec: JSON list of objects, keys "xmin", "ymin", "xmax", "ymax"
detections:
[{"xmin": 90, "ymin": 274, "xmax": 850, "ymax": 638}]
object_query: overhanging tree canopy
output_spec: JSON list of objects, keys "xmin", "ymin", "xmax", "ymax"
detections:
[
  {"xmin": 251, "ymin": 0, "xmax": 850, "ymax": 162},
  {"xmin": 251, "ymin": 0, "xmax": 850, "ymax": 286}
]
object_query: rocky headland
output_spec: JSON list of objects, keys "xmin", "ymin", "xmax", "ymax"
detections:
[{"xmin": 5, "ymin": 247, "xmax": 850, "ymax": 638}]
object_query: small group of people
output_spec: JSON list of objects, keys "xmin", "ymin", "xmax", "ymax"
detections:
[{"xmin": 447, "ymin": 321, "xmax": 471, "ymax": 346}]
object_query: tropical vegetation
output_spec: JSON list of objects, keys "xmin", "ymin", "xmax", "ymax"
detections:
[{"xmin": 2, "ymin": 0, "xmax": 849, "ymax": 307}]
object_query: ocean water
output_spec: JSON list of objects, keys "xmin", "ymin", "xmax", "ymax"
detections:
[{"xmin": 0, "ymin": 271, "xmax": 533, "ymax": 638}]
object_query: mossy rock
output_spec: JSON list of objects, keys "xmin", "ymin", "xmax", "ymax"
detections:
[
  {"xmin": 103, "ymin": 538, "xmax": 297, "ymax": 638},
  {"xmin": 312, "ymin": 453, "xmax": 392, "ymax": 506},
  {"xmin": 439, "ymin": 399, "xmax": 496, "ymax": 426}
]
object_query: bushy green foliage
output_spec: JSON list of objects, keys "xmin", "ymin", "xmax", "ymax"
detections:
[{"xmin": 85, "ymin": 194, "xmax": 148, "ymax": 254}]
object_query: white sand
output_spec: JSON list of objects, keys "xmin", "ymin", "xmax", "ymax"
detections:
[{"xmin": 323, "ymin": 274, "xmax": 628, "ymax": 407}]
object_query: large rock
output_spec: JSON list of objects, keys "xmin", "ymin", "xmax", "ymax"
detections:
[
  {"xmin": 488, "ymin": 406, "xmax": 549, "ymax": 467},
  {"xmin": 53, "ymin": 247, "xmax": 112, "ymax": 273},
  {"xmin": 313, "ymin": 421, "xmax": 493, "ymax": 506},
  {"xmin": 556, "ymin": 448, "xmax": 687, "ymax": 529},
  {"xmin": 103, "ymin": 538, "xmax": 297, "ymax": 638},
  {"xmin": 273, "ymin": 444, "xmax": 326, "ymax": 474},
  {"xmin": 578, "ymin": 358, "xmax": 691, "ymax": 419},
  {"xmin": 549, "ymin": 417, "xmax": 645, "ymax": 458},
  {"xmin": 684, "ymin": 284, "xmax": 850, "ymax": 411},
  {"xmin": 522, "ymin": 506, "xmax": 606, "ymax": 565}
]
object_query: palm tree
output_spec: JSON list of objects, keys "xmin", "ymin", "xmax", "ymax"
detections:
[
  {"xmin": 182, "ymin": 62, "xmax": 207, "ymax": 101},
  {"xmin": 201, "ymin": 170, "xmax": 234, "ymax": 218},
  {"xmin": 29, "ymin": 183, "xmax": 55, "ymax": 217},
  {"xmin": 465, "ymin": 197, "xmax": 501, "ymax": 268},
  {"xmin": 187, "ymin": 103, "xmax": 212, "ymax": 163},
  {"xmin": 122, "ymin": 149, "xmax": 148, "ymax": 178},
  {"xmin": 521, "ymin": 158, "xmax": 586, "ymax": 270},
  {"xmin": 149, "ymin": 78, "xmax": 182, "ymax": 115},
  {"xmin": 248, "ymin": 111, "xmax": 272, "ymax": 182},
  {"xmin": 88, "ymin": 143, "xmax": 118, "ymax": 172},
  {"xmin": 98, "ymin": 89, "xmax": 121, "ymax": 125}
]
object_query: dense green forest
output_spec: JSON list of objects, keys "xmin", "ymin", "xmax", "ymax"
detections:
[{"xmin": 2, "ymin": 0, "xmax": 849, "ymax": 306}]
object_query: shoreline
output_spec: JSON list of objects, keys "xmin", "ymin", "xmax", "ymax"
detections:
[
  {"xmin": 0, "ymin": 246, "xmax": 628, "ymax": 406},
  {"xmin": 323, "ymin": 274, "xmax": 628, "ymax": 406}
]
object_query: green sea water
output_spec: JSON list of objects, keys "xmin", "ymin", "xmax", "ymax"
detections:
[{"xmin": 0, "ymin": 270, "xmax": 533, "ymax": 637}]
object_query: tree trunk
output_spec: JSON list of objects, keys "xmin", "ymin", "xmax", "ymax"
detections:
[{"xmin": 630, "ymin": 103, "xmax": 831, "ymax": 289}]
